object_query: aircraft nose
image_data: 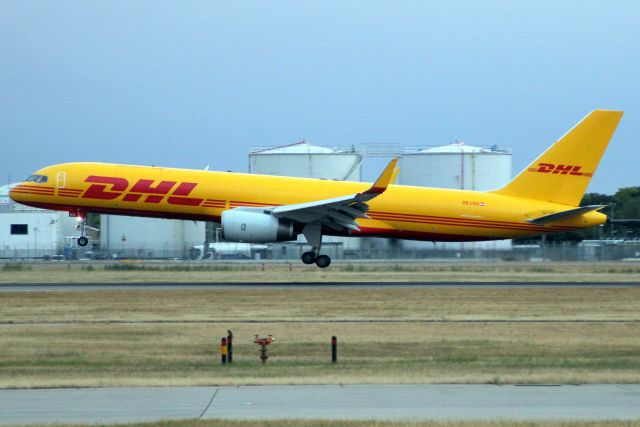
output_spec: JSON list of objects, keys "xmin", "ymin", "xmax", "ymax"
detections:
[
  {"xmin": 8, "ymin": 184, "xmax": 30, "ymax": 204},
  {"xmin": 9, "ymin": 171, "xmax": 54, "ymax": 204},
  {"xmin": 8, "ymin": 185, "xmax": 21, "ymax": 202}
]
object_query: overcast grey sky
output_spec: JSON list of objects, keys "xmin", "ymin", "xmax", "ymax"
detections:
[{"xmin": 1, "ymin": 1, "xmax": 638, "ymax": 194}]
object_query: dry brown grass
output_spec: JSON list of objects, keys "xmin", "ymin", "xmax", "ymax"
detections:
[
  {"xmin": 1, "ymin": 287, "xmax": 639, "ymax": 388},
  {"xmin": 1, "ymin": 287, "xmax": 639, "ymax": 322},
  {"xmin": 2, "ymin": 261, "xmax": 640, "ymax": 283},
  {"xmin": 1, "ymin": 322, "xmax": 639, "ymax": 388}
]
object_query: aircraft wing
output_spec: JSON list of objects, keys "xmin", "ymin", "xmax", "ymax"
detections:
[{"xmin": 271, "ymin": 158, "xmax": 398, "ymax": 233}]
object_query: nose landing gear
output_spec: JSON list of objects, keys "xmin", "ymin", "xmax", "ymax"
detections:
[{"xmin": 75, "ymin": 211, "xmax": 89, "ymax": 247}]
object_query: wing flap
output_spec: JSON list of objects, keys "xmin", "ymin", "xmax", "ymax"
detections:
[{"xmin": 339, "ymin": 205, "xmax": 370, "ymax": 219}]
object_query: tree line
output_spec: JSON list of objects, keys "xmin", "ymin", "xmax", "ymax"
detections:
[{"xmin": 516, "ymin": 186, "xmax": 640, "ymax": 243}]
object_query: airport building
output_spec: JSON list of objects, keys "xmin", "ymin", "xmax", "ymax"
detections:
[
  {"xmin": 99, "ymin": 216, "xmax": 205, "ymax": 259},
  {"xmin": 1, "ymin": 182, "xmax": 204, "ymax": 260},
  {"xmin": 0, "ymin": 184, "xmax": 84, "ymax": 259}
]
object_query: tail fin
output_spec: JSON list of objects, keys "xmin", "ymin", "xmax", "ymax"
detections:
[{"xmin": 493, "ymin": 110, "xmax": 623, "ymax": 206}]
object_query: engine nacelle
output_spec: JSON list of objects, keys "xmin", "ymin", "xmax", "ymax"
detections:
[{"xmin": 221, "ymin": 208, "xmax": 297, "ymax": 243}]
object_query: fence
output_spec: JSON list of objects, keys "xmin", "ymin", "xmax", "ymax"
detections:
[{"xmin": 1, "ymin": 240, "xmax": 640, "ymax": 262}]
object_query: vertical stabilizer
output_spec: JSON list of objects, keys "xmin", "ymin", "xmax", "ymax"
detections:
[{"xmin": 493, "ymin": 110, "xmax": 623, "ymax": 206}]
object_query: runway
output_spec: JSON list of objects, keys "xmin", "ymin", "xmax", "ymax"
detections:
[
  {"xmin": 1, "ymin": 384, "xmax": 640, "ymax": 424},
  {"xmin": 1, "ymin": 281, "xmax": 639, "ymax": 291}
]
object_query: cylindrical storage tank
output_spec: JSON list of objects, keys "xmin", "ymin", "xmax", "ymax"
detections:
[
  {"xmin": 249, "ymin": 142, "xmax": 362, "ymax": 182},
  {"xmin": 249, "ymin": 142, "xmax": 363, "ymax": 251},
  {"xmin": 399, "ymin": 143, "xmax": 511, "ymax": 191},
  {"xmin": 398, "ymin": 143, "xmax": 512, "ymax": 252}
]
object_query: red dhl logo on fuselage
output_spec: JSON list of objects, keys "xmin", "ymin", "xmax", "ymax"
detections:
[
  {"xmin": 527, "ymin": 163, "xmax": 593, "ymax": 177},
  {"xmin": 81, "ymin": 176, "xmax": 203, "ymax": 206}
]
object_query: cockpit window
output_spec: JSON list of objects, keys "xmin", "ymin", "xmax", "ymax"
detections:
[{"xmin": 24, "ymin": 174, "xmax": 48, "ymax": 184}]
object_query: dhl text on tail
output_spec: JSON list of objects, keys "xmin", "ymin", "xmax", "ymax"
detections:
[{"xmin": 10, "ymin": 110, "xmax": 623, "ymax": 267}]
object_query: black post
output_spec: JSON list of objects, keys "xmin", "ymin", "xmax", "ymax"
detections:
[
  {"xmin": 227, "ymin": 330, "xmax": 233, "ymax": 364},
  {"xmin": 331, "ymin": 336, "xmax": 337, "ymax": 363},
  {"xmin": 260, "ymin": 345, "xmax": 268, "ymax": 364},
  {"xmin": 221, "ymin": 337, "xmax": 228, "ymax": 364}
]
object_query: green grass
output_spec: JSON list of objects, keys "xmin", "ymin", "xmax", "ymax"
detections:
[{"xmin": 1, "ymin": 262, "xmax": 31, "ymax": 271}]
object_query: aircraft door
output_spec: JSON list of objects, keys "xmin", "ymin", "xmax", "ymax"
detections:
[{"xmin": 56, "ymin": 171, "xmax": 66, "ymax": 189}]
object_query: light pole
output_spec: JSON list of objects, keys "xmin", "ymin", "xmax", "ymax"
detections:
[
  {"xmin": 610, "ymin": 203, "xmax": 616, "ymax": 238},
  {"xmin": 33, "ymin": 223, "xmax": 39, "ymax": 259},
  {"xmin": 121, "ymin": 234, "xmax": 127, "ymax": 258}
]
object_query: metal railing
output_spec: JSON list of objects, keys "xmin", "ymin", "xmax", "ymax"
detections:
[
  {"xmin": 2, "ymin": 240, "xmax": 639, "ymax": 262},
  {"xmin": 249, "ymin": 143, "xmax": 512, "ymax": 157}
]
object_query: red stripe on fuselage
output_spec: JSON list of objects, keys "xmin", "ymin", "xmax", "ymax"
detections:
[
  {"xmin": 369, "ymin": 214, "xmax": 557, "ymax": 232},
  {"xmin": 369, "ymin": 211, "xmax": 576, "ymax": 231},
  {"xmin": 230, "ymin": 200, "xmax": 280, "ymax": 207},
  {"xmin": 15, "ymin": 185, "xmax": 55, "ymax": 190},
  {"xmin": 325, "ymin": 226, "xmax": 500, "ymax": 242},
  {"xmin": 18, "ymin": 200, "xmax": 219, "ymax": 223},
  {"xmin": 10, "ymin": 189, "xmax": 54, "ymax": 196}
]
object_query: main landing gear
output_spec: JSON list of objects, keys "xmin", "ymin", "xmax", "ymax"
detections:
[
  {"xmin": 300, "ymin": 251, "xmax": 331, "ymax": 268},
  {"xmin": 75, "ymin": 212, "xmax": 89, "ymax": 247},
  {"xmin": 300, "ymin": 224, "xmax": 331, "ymax": 268}
]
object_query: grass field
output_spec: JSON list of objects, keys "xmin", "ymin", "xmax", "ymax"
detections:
[
  {"xmin": 2, "ymin": 261, "xmax": 640, "ymax": 283},
  {"xmin": 1, "ymin": 286, "xmax": 638, "ymax": 388}
]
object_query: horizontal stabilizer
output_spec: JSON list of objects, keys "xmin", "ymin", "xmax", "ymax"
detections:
[{"xmin": 527, "ymin": 205, "xmax": 605, "ymax": 225}]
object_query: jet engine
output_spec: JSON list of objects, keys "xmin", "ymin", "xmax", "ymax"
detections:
[{"xmin": 221, "ymin": 208, "xmax": 297, "ymax": 243}]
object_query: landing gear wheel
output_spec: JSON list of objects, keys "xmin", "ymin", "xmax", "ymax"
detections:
[
  {"xmin": 301, "ymin": 251, "xmax": 317, "ymax": 265},
  {"xmin": 315, "ymin": 254, "xmax": 331, "ymax": 268},
  {"xmin": 75, "ymin": 211, "xmax": 89, "ymax": 247}
]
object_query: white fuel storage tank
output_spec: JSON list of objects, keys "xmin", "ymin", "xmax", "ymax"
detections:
[
  {"xmin": 398, "ymin": 143, "xmax": 512, "ymax": 252},
  {"xmin": 249, "ymin": 141, "xmax": 362, "ymax": 181},
  {"xmin": 399, "ymin": 142, "xmax": 511, "ymax": 191},
  {"xmin": 248, "ymin": 141, "xmax": 363, "ymax": 252}
]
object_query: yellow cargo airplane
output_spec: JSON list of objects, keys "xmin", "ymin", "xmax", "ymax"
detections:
[{"xmin": 10, "ymin": 110, "xmax": 622, "ymax": 267}]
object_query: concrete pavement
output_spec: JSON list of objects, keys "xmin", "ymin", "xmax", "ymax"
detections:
[{"xmin": 1, "ymin": 384, "xmax": 640, "ymax": 424}]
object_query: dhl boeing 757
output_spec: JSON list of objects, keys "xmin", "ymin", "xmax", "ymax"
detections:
[{"xmin": 10, "ymin": 110, "xmax": 623, "ymax": 267}]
